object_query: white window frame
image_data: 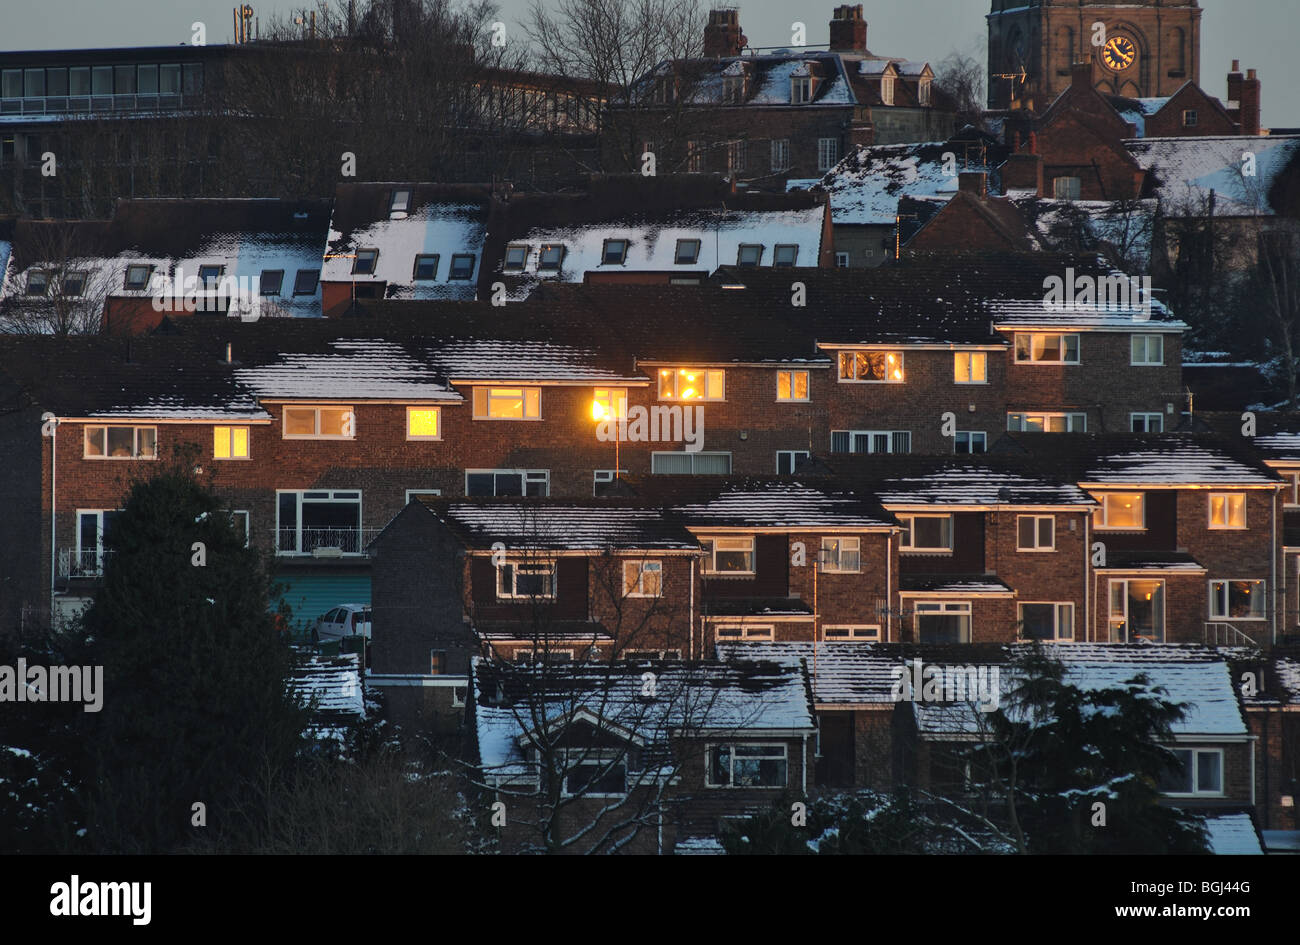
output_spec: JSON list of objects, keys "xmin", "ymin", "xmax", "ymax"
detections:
[
  {"xmin": 954, "ymin": 351, "xmax": 988, "ymax": 384},
  {"xmin": 1284, "ymin": 470, "xmax": 1300, "ymax": 508},
  {"xmin": 838, "ymin": 350, "xmax": 905, "ymax": 383},
  {"xmin": 658, "ymin": 368, "xmax": 724, "ymax": 401},
  {"xmin": 776, "ymin": 369, "xmax": 809, "ymax": 402},
  {"xmin": 465, "ymin": 469, "xmax": 549, "ymax": 497},
  {"xmin": 772, "ymin": 244, "xmax": 799, "ymax": 268},
  {"xmin": 282, "ymin": 405, "xmax": 355, "ymax": 440},
  {"xmin": 593, "ymin": 469, "xmax": 627, "ymax": 495},
  {"xmin": 1131, "ymin": 334, "xmax": 1164, "ymax": 366},
  {"xmin": 1130, "ymin": 412, "xmax": 1164, "ymax": 433},
  {"xmin": 955, "ymin": 431, "xmax": 987, "ymax": 454},
  {"xmin": 914, "ymin": 600, "xmax": 972, "ymax": 643},
  {"xmin": 623, "ymin": 560, "xmax": 663, "ymax": 598},
  {"xmin": 213, "ymin": 425, "xmax": 250, "ymax": 460},
  {"xmin": 405, "ymin": 489, "xmax": 442, "ymax": 504},
  {"xmin": 820, "ymin": 537, "xmax": 861, "ymax": 573},
  {"xmin": 706, "ymin": 743, "xmax": 788, "ymax": 789},
  {"xmin": 771, "ymin": 138, "xmax": 790, "ymax": 172},
  {"xmin": 1052, "ymin": 176, "xmax": 1082, "ymax": 200},
  {"xmin": 899, "ymin": 514, "xmax": 954, "ymax": 552},
  {"xmin": 1014, "ymin": 333, "xmax": 1080, "ymax": 364},
  {"xmin": 75, "ymin": 508, "xmax": 121, "ymax": 574},
  {"xmin": 1007, "ymin": 412, "xmax": 1087, "ymax": 433},
  {"xmin": 651, "ymin": 452, "xmax": 731, "ymax": 475},
  {"xmin": 1108, "ymin": 578, "xmax": 1166, "ymax": 643},
  {"xmin": 714, "ymin": 625, "xmax": 774, "ymax": 642},
  {"xmin": 473, "ymin": 387, "xmax": 542, "ymax": 420},
  {"xmin": 1018, "ymin": 602, "xmax": 1075, "ymax": 641},
  {"xmin": 1208, "ymin": 579, "xmax": 1265, "ymax": 621},
  {"xmin": 275, "ymin": 489, "xmax": 363, "ymax": 556},
  {"xmin": 591, "ymin": 387, "xmax": 628, "ymax": 422},
  {"xmin": 1017, "ymin": 514, "xmax": 1056, "ymax": 551},
  {"xmin": 791, "ymin": 77, "xmax": 812, "ymax": 104},
  {"xmin": 700, "ymin": 536, "xmax": 755, "ymax": 576},
  {"xmin": 1095, "ymin": 492, "xmax": 1145, "ymax": 530},
  {"xmin": 674, "ymin": 239, "xmax": 701, "ymax": 265},
  {"xmin": 776, "ymin": 450, "xmax": 810, "ymax": 474},
  {"xmin": 561, "ymin": 749, "xmax": 629, "ymax": 798},
  {"xmin": 1208, "ymin": 493, "xmax": 1247, "ymax": 530},
  {"xmin": 406, "ymin": 406, "xmax": 441, "ymax": 440},
  {"xmin": 880, "ymin": 74, "xmax": 894, "ymax": 106},
  {"xmin": 817, "ymin": 137, "xmax": 839, "ymax": 170},
  {"xmin": 83, "ymin": 425, "xmax": 158, "ymax": 460},
  {"xmin": 496, "ymin": 559, "xmax": 557, "ymax": 600},
  {"xmin": 1163, "ymin": 748, "xmax": 1223, "ymax": 797},
  {"xmin": 822, "ymin": 625, "xmax": 880, "ymax": 642},
  {"xmin": 834, "ymin": 252, "xmax": 850, "ymax": 268},
  {"xmin": 228, "ymin": 509, "xmax": 250, "ymax": 548},
  {"xmin": 831, "ymin": 430, "xmax": 911, "ymax": 454}
]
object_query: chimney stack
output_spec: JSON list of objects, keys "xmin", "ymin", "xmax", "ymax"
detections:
[
  {"xmin": 958, "ymin": 171, "xmax": 987, "ymax": 197},
  {"xmin": 704, "ymin": 9, "xmax": 746, "ymax": 58},
  {"xmin": 829, "ymin": 4, "xmax": 868, "ymax": 53},
  {"xmin": 1071, "ymin": 60, "xmax": 1094, "ymax": 90},
  {"xmin": 1241, "ymin": 67, "xmax": 1261, "ymax": 136}
]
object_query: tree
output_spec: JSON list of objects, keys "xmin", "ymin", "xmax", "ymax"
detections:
[
  {"xmin": 0, "ymin": 221, "xmax": 112, "ymax": 337},
  {"xmin": 78, "ymin": 449, "xmax": 309, "ymax": 853},
  {"xmin": 934, "ymin": 49, "xmax": 986, "ymax": 132}
]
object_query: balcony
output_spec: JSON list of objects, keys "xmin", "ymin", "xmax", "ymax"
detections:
[
  {"xmin": 56, "ymin": 548, "xmax": 113, "ymax": 581},
  {"xmin": 277, "ymin": 527, "xmax": 381, "ymax": 557},
  {"xmin": 0, "ymin": 93, "xmax": 191, "ymax": 118}
]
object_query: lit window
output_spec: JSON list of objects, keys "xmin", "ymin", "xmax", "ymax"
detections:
[
  {"xmin": 776, "ymin": 370, "xmax": 809, "ymax": 402},
  {"xmin": 773, "ymin": 244, "xmax": 798, "ymax": 267},
  {"xmin": 674, "ymin": 239, "xmax": 701, "ymax": 265},
  {"xmin": 413, "ymin": 254, "xmax": 439, "ymax": 280},
  {"xmin": 496, "ymin": 560, "xmax": 556, "ymax": 599},
  {"xmin": 123, "ymin": 264, "xmax": 153, "ymax": 290},
  {"xmin": 293, "ymin": 269, "xmax": 319, "ymax": 295},
  {"xmin": 591, "ymin": 387, "xmax": 628, "ymax": 421},
  {"xmin": 701, "ymin": 536, "xmax": 755, "ymax": 574},
  {"xmin": 737, "ymin": 244, "xmax": 763, "ymax": 267},
  {"xmin": 1007, "ymin": 412, "xmax": 1087, "ymax": 432},
  {"xmin": 390, "ymin": 188, "xmax": 411, "ymax": 213},
  {"xmin": 899, "ymin": 515, "xmax": 953, "ymax": 552},
  {"xmin": 504, "ymin": 244, "xmax": 529, "ymax": 270},
  {"xmin": 838, "ymin": 350, "xmax": 904, "ymax": 382},
  {"xmin": 707, "ymin": 744, "xmax": 787, "ymax": 788},
  {"xmin": 623, "ymin": 560, "xmax": 663, "ymax": 597},
  {"xmin": 84, "ymin": 425, "xmax": 157, "ymax": 459},
  {"xmin": 954, "ymin": 351, "xmax": 987, "ymax": 383},
  {"xmin": 406, "ymin": 407, "xmax": 440, "ymax": 440},
  {"xmin": 1096, "ymin": 493, "xmax": 1144, "ymax": 529},
  {"xmin": 448, "ymin": 254, "xmax": 475, "ymax": 280},
  {"xmin": 1209, "ymin": 580, "xmax": 1264, "ymax": 620},
  {"xmin": 352, "ymin": 249, "xmax": 378, "ymax": 275},
  {"xmin": 473, "ymin": 387, "xmax": 541, "ymax": 420},
  {"xmin": 1017, "ymin": 515, "xmax": 1055, "ymax": 551},
  {"xmin": 658, "ymin": 368, "xmax": 724, "ymax": 401},
  {"xmin": 1208, "ymin": 493, "xmax": 1246, "ymax": 529},
  {"xmin": 880, "ymin": 75, "xmax": 894, "ymax": 105},
  {"xmin": 1131, "ymin": 334, "xmax": 1164, "ymax": 365},
  {"xmin": 1015, "ymin": 333, "xmax": 1080, "ymax": 364},
  {"xmin": 213, "ymin": 425, "xmax": 250, "ymax": 459},
  {"xmin": 282, "ymin": 406, "xmax": 355, "ymax": 438},
  {"xmin": 1019, "ymin": 603, "xmax": 1074, "ymax": 641},
  {"xmin": 259, "ymin": 270, "xmax": 284, "ymax": 296},
  {"xmin": 539, "ymin": 244, "xmax": 565, "ymax": 270},
  {"xmin": 821, "ymin": 537, "xmax": 860, "ymax": 573},
  {"xmin": 602, "ymin": 239, "xmax": 628, "ymax": 265}
]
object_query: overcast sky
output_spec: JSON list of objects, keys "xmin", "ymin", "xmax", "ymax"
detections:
[{"xmin": 2, "ymin": 0, "xmax": 1295, "ymax": 127}]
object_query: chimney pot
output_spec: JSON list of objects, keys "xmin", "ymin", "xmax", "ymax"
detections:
[
  {"xmin": 829, "ymin": 4, "xmax": 868, "ymax": 53},
  {"xmin": 1247, "ymin": 68, "xmax": 1257, "ymax": 80},
  {"xmin": 1231, "ymin": 59, "xmax": 1241, "ymax": 73}
]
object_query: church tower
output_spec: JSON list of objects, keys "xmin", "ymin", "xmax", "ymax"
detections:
[{"xmin": 988, "ymin": 0, "xmax": 1202, "ymax": 110}]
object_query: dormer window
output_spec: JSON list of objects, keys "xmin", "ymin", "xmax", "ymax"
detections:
[
  {"xmin": 881, "ymin": 75, "xmax": 895, "ymax": 105},
  {"xmin": 539, "ymin": 244, "xmax": 565, "ymax": 270},
  {"xmin": 389, "ymin": 188, "xmax": 411, "ymax": 213},
  {"xmin": 352, "ymin": 249, "xmax": 379, "ymax": 275},
  {"xmin": 123, "ymin": 264, "xmax": 152, "ymax": 290},
  {"xmin": 792, "ymin": 76, "xmax": 812, "ymax": 104},
  {"xmin": 652, "ymin": 76, "xmax": 674, "ymax": 104},
  {"xmin": 602, "ymin": 239, "xmax": 628, "ymax": 265},
  {"xmin": 723, "ymin": 75, "xmax": 744, "ymax": 104},
  {"xmin": 504, "ymin": 244, "xmax": 529, "ymax": 270},
  {"xmin": 919, "ymin": 77, "xmax": 932, "ymax": 106}
]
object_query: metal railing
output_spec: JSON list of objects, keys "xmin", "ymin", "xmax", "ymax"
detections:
[
  {"xmin": 276, "ymin": 527, "xmax": 381, "ymax": 556},
  {"xmin": 1203, "ymin": 622, "xmax": 1259, "ymax": 648},
  {"xmin": 56, "ymin": 548, "xmax": 113, "ymax": 579},
  {"xmin": 0, "ymin": 93, "xmax": 191, "ymax": 117}
]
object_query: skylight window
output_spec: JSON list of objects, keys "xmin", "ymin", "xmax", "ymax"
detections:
[
  {"xmin": 61, "ymin": 271, "xmax": 87, "ymax": 297},
  {"xmin": 25, "ymin": 271, "xmax": 48, "ymax": 296},
  {"xmin": 772, "ymin": 244, "xmax": 798, "ymax": 267},
  {"xmin": 199, "ymin": 264, "xmax": 224, "ymax": 286},
  {"xmin": 390, "ymin": 189, "xmax": 411, "ymax": 213},
  {"xmin": 449, "ymin": 254, "xmax": 475, "ymax": 280},
  {"xmin": 539, "ymin": 244, "xmax": 565, "ymax": 270},
  {"xmin": 504, "ymin": 244, "xmax": 529, "ymax": 270},
  {"xmin": 737, "ymin": 244, "xmax": 763, "ymax": 267},
  {"xmin": 259, "ymin": 269, "xmax": 284, "ymax": 296},
  {"xmin": 123, "ymin": 264, "xmax": 152, "ymax": 291},
  {"xmin": 352, "ymin": 249, "xmax": 379, "ymax": 275},
  {"xmin": 674, "ymin": 239, "xmax": 701, "ymax": 265},
  {"xmin": 293, "ymin": 269, "xmax": 319, "ymax": 295},
  {"xmin": 602, "ymin": 239, "xmax": 628, "ymax": 265},
  {"xmin": 413, "ymin": 254, "xmax": 439, "ymax": 280}
]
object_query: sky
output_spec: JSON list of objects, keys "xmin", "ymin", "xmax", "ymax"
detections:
[{"xmin": 1, "ymin": 0, "xmax": 1296, "ymax": 128}]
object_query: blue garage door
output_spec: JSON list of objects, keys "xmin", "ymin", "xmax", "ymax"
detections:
[{"xmin": 275, "ymin": 573, "xmax": 372, "ymax": 631}]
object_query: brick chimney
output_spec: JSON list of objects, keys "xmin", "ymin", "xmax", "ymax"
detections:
[
  {"xmin": 1071, "ymin": 60, "xmax": 1094, "ymax": 90},
  {"xmin": 704, "ymin": 8, "xmax": 746, "ymax": 58},
  {"xmin": 1240, "ymin": 67, "xmax": 1262, "ymax": 136},
  {"xmin": 1001, "ymin": 153, "xmax": 1044, "ymax": 197},
  {"xmin": 829, "ymin": 4, "xmax": 867, "ymax": 53},
  {"xmin": 1227, "ymin": 60, "xmax": 1243, "ymax": 109},
  {"xmin": 958, "ymin": 171, "xmax": 987, "ymax": 197}
]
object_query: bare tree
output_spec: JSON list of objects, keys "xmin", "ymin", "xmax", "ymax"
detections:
[
  {"xmin": 934, "ymin": 49, "xmax": 986, "ymax": 131},
  {"xmin": 0, "ymin": 221, "xmax": 111, "ymax": 336}
]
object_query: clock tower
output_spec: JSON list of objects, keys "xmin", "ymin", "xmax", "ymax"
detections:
[{"xmin": 988, "ymin": 0, "xmax": 1202, "ymax": 110}]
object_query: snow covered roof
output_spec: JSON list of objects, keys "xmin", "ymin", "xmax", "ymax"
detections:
[
  {"xmin": 819, "ymin": 140, "xmax": 962, "ymax": 225},
  {"xmin": 424, "ymin": 500, "xmax": 701, "ymax": 551},
  {"xmin": 1126, "ymin": 135, "xmax": 1300, "ymax": 217},
  {"xmin": 988, "ymin": 298, "xmax": 1184, "ymax": 331},
  {"xmin": 235, "ymin": 339, "xmax": 461, "ymax": 401},
  {"xmin": 289, "ymin": 653, "xmax": 366, "ymax": 728},
  {"xmin": 1200, "ymin": 812, "xmax": 1264, "ymax": 854},
  {"xmin": 1110, "ymin": 96, "xmax": 1172, "ymax": 137},
  {"xmin": 899, "ymin": 574, "xmax": 1015, "ymax": 595},
  {"xmin": 871, "ymin": 464, "xmax": 1095, "ymax": 508},
  {"xmin": 1082, "ymin": 440, "xmax": 1280, "ymax": 486},
  {"xmin": 671, "ymin": 480, "xmax": 895, "ymax": 530},
  {"xmin": 1012, "ymin": 197, "xmax": 1159, "ymax": 271},
  {"xmin": 420, "ymin": 339, "xmax": 644, "ymax": 383},
  {"xmin": 1253, "ymin": 432, "xmax": 1300, "ymax": 462}
]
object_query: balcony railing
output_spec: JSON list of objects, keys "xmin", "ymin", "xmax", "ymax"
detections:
[
  {"xmin": 56, "ymin": 548, "xmax": 113, "ymax": 579},
  {"xmin": 1203, "ymin": 622, "xmax": 1259, "ymax": 648},
  {"xmin": 277, "ymin": 527, "xmax": 381, "ymax": 557},
  {"xmin": 0, "ymin": 92, "xmax": 192, "ymax": 117}
]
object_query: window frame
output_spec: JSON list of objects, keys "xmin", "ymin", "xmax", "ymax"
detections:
[
  {"xmin": 448, "ymin": 254, "xmax": 476, "ymax": 280},
  {"xmin": 775, "ymin": 450, "xmax": 810, "ymax": 474},
  {"xmin": 601, "ymin": 239, "xmax": 628, "ymax": 266},
  {"xmin": 1131, "ymin": 334, "xmax": 1164, "ymax": 366},
  {"xmin": 123, "ymin": 263, "xmax": 153, "ymax": 291},
  {"xmin": 412, "ymin": 254, "xmax": 439, "ymax": 280},
  {"xmin": 954, "ymin": 431, "xmax": 987, "ymax": 455},
  {"xmin": 1095, "ymin": 492, "xmax": 1145, "ymax": 530},
  {"xmin": 622, "ymin": 560, "xmax": 664, "ymax": 598},
  {"xmin": 1014, "ymin": 333, "xmax": 1081, "ymax": 365},
  {"xmin": 700, "ymin": 536, "xmax": 756, "ymax": 576},
  {"xmin": 838, "ymin": 350, "xmax": 905, "ymax": 384},
  {"xmin": 472, "ymin": 386, "xmax": 542, "ymax": 421},
  {"xmin": 496, "ymin": 559, "xmax": 558, "ymax": 600},
  {"xmin": 776, "ymin": 369, "xmax": 809, "ymax": 402},
  {"xmin": 281, "ymin": 405, "xmax": 356, "ymax": 440},
  {"xmin": 736, "ymin": 244, "xmax": 763, "ymax": 267},
  {"xmin": 954, "ymin": 351, "xmax": 988, "ymax": 384},
  {"xmin": 1130, "ymin": 412, "xmax": 1164, "ymax": 433},
  {"xmin": 213, "ymin": 425, "xmax": 250, "ymax": 460},
  {"xmin": 405, "ymin": 489, "xmax": 442, "ymax": 504},
  {"xmin": 389, "ymin": 188, "xmax": 412, "ymax": 213},
  {"xmin": 1162, "ymin": 747, "xmax": 1223, "ymax": 797},
  {"xmin": 770, "ymin": 138, "xmax": 791, "ymax": 172},
  {"xmin": 898, "ymin": 514, "xmax": 954, "ymax": 553},
  {"xmin": 75, "ymin": 508, "xmax": 122, "ymax": 575},
  {"xmin": 538, "ymin": 244, "xmax": 565, "ymax": 271},
  {"xmin": 817, "ymin": 137, "xmax": 839, "ymax": 170},
  {"xmin": 1107, "ymin": 578, "xmax": 1166, "ymax": 643},
  {"xmin": 1018, "ymin": 602, "xmax": 1075, "ymax": 641},
  {"xmin": 351, "ymin": 248, "xmax": 379, "ymax": 275},
  {"xmin": 831, "ymin": 430, "xmax": 911, "ymax": 455},
  {"xmin": 292, "ymin": 269, "xmax": 319, "ymax": 296},
  {"xmin": 275, "ymin": 489, "xmax": 363, "ymax": 556},
  {"xmin": 83, "ymin": 425, "xmax": 158, "ymax": 460},
  {"xmin": 822, "ymin": 625, "xmax": 881, "ymax": 642},
  {"xmin": 464, "ymin": 469, "xmax": 549, "ymax": 497},
  {"xmin": 1208, "ymin": 579, "xmax": 1265, "ymax": 621},
  {"xmin": 405, "ymin": 406, "xmax": 441, "ymax": 441},
  {"xmin": 714, "ymin": 625, "xmax": 774, "ymax": 642},
  {"xmin": 1208, "ymin": 492, "xmax": 1247, "ymax": 530},
  {"xmin": 1016, "ymin": 514, "xmax": 1056, "ymax": 552},
  {"xmin": 503, "ymin": 244, "xmax": 529, "ymax": 271},
  {"xmin": 820, "ymin": 536, "xmax": 861, "ymax": 574},
  {"xmin": 657, "ymin": 368, "xmax": 724, "ymax": 402},
  {"xmin": 591, "ymin": 387, "xmax": 628, "ymax": 422},
  {"xmin": 259, "ymin": 269, "xmax": 284, "ymax": 296},
  {"xmin": 772, "ymin": 244, "xmax": 799, "ymax": 268},
  {"xmin": 1007, "ymin": 412, "xmax": 1087, "ymax": 433},
  {"xmin": 706, "ymin": 743, "xmax": 789, "ymax": 789},
  {"xmin": 674, "ymin": 239, "xmax": 701, "ymax": 265},
  {"xmin": 650, "ymin": 451, "xmax": 732, "ymax": 475}
]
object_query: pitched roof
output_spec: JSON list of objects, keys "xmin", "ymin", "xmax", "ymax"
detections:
[
  {"xmin": 996, "ymin": 433, "xmax": 1282, "ymax": 487},
  {"xmin": 1127, "ymin": 135, "xmax": 1300, "ymax": 216},
  {"xmin": 418, "ymin": 498, "xmax": 701, "ymax": 551}
]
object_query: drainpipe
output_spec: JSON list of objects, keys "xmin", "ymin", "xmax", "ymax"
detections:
[
  {"xmin": 886, "ymin": 532, "xmax": 892, "ymax": 642},
  {"xmin": 689, "ymin": 558, "xmax": 695, "ymax": 659},
  {"xmin": 1272, "ymin": 488, "xmax": 1279, "ymax": 644},
  {"xmin": 1085, "ymin": 512, "xmax": 1092, "ymax": 643},
  {"xmin": 46, "ymin": 414, "xmax": 58, "ymax": 627}
]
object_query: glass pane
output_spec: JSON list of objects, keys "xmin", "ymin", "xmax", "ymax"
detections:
[
  {"xmin": 69, "ymin": 67, "xmax": 90, "ymax": 95},
  {"xmin": 137, "ymin": 428, "xmax": 156, "ymax": 458},
  {"xmin": 159, "ymin": 64, "xmax": 180, "ymax": 94},
  {"xmin": 232, "ymin": 427, "xmax": 248, "ymax": 457},
  {"xmin": 114, "ymin": 65, "xmax": 135, "ymax": 94},
  {"xmin": 45, "ymin": 68, "xmax": 67, "ymax": 96},
  {"xmin": 284, "ymin": 409, "xmax": 316, "ymax": 436},
  {"xmin": 319, "ymin": 408, "xmax": 350, "ymax": 436},
  {"xmin": 137, "ymin": 64, "xmax": 158, "ymax": 94},
  {"xmin": 1197, "ymin": 753, "xmax": 1221, "ymax": 793},
  {"xmin": 84, "ymin": 427, "xmax": 105, "ymax": 456},
  {"xmin": 24, "ymin": 69, "xmax": 46, "ymax": 97},
  {"xmin": 106, "ymin": 427, "xmax": 134, "ymax": 456},
  {"xmin": 92, "ymin": 66, "xmax": 113, "ymax": 94}
]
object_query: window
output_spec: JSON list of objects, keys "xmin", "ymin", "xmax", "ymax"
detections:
[
  {"xmin": 1015, "ymin": 333, "xmax": 1079, "ymax": 364},
  {"xmin": 687, "ymin": 140, "xmax": 704, "ymax": 173},
  {"xmin": 1020, "ymin": 603, "xmax": 1075, "ymax": 641},
  {"xmin": 652, "ymin": 76, "xmax": 674, "ymax": 104},
  {"xmin": 1007, "ymin": 412, "xmax": 1087, "ymax": 433},
  {"xmin": 430, "ymin": 650, "xmax": 446, "ymax": 674},
  {"xmin": 282, "ymin": 406, "xmax": 354, "ymax": 439},
  {"xmin": 1017, "ymin": 515, "xmax": 1055, "ymax": 551},
  {"xmin": 792, "ymin": 77, "xmax": 812, "ymax": 104},
  {"xmin": 821, "ymin": 537, "xmax": 861, "ymax": 573},
  {"xmin": 1284, "ymin": 471, "xmax": 1300, "ymax": 507},
  {"xmin": 771, "ymin": 139, "xmax": 790, "ymax": 172},
  {"xmin": 955, "ymin": 431, "xmax": 986, "ymax": 454},
  {"xmin": 919, "ymin": 77, "xmax": 932, "ymax": 106},
  {"xmin": 277, "ymin": 490, "xmax": 363, "ymax": 555},
  {"xmin": 591, "ymin": 387, "xmax": 628, "ymax": 422},
  {"xmin": 674, "ymin": 239, "xmax": 701, "ymax": 265},
  {"xmin": 465, "ymin": 469, "xmax": 549, "ymax": 497},
  {"xmin": 1131, "ymin": 334, "xmax": 1164, "ymax": 365},
  {"xmin": 1096, "ymin": 493, "xmax": 1144, "ymax": 529},
  {"xmin": 352, "ymin": 249, "xmax": 378, "ymax": 275},
  {"xmin": 497, "ymin": 560, "xmax": 556, "ymax": 599},
  {"xmin": 623, "ymin": 560, "xmax": 663, "ymax": 597},
  {"xmin": 412, "ymin": 254, "xmax": 439, "ymax": 280},
  {"xmin": 834, "ymin": 252, "xmax": 850, "ymax": 268},
  {"xmin": 914, "ymin": 601, "xmax": 971, "ymax": 643},
  {"xmin": 213, "ymin": 426, "xmax": 250, "ymax": 459},
  {"xmin": 293, "ymin": 269, "xmax": 319, "ymax": 295},
  {"xmin": 1052, "ymin": 176, "xmax": 1082, "ymax": 200},
  {"xmin": 1108, "ymin": 579, "xmax": 1165, "ymax": 642},
  {"xmin": 880, "ymin": 75, "xmax": 895, "ymax": 106},
  {"xmin": 504, "ymin": 244, "xmax": 529, "ymax": 270},
  {"xmin": 25, "ymin": 270, "xmax": 48, "ymax": 296},
  {"xmin": 1182, "ymin": 109, "xmax": 1198, "ymax": 128},
  {"xmin": 60, "ymin": 271, "xmax": 87, "ymax": 297},
  {"xmin": 451, "ymin": 685, "xmax": 467, "ymax": 707},
  {"xmin": 658, "ymin": 368, "xmax": 724, "ymax": 401},
  {"xmin": 406, "ymin": 407, "xmax": 440, "ymax": 440},
  {"xmin": 389, "ymin": 189, "xmax": 411, "ymax": 213},
  {"xmin": 228, "ymin": 510, "xmax": 250, "ymax": 547},
  {"xmin": 715, "ymin": 626, "xmax": 774, "ymax": 642},
  {"xmin": 1209, "ymin": 493, "xmax": 1246, "ymax": 529},
  {"xmin": 123, "ymin": 264, "xmax": 153, "ymax": 290},
  {"xmin": 1131, "ymin": 413, "xmax": 1164, "ymax": 433},
  {"xmin": 707, "ymin": 744, "xmax": 787, "ymax": 788},
  {"xmin": 954, "ymin": 352, "xmax": 987, "ymax": 384},
  {"xmin": 773, "ymin": 244, "xmax": 798, "ymax": 267},
  {"xmin": 538, "ymin": 244, "xmax": 565, "ymax": 270},
  {"xmin": 592, "ymin": 469, "xmax": 627, "ymax": 494},
  {"xmin": 831, "ymin": 430, "xmax": 911, "ymax": 454},
  {"xmin": 700, "ymin": 537, "xmax": 755, "ymax": 575},
  {"xmin": 737, "ymin": 244, "xmax": 763, "ymax": 267},
  {"xmin": 563, "ymin": 752, "xmax": 627, "ymax": 797},
  {"xmin": 1160, "ymin": 748, "xmax": 1222, "ymax": 796},
  {"xmin": 1209, "ymin": 580, "xmax": 1265, "ymax": 620},
  {"xmin": 823, "ymin": 626, "xmax": 880, "ymax": 642},
  {"xmin": 473, "ymin": 387, "xmax": 541, "ymax": 420},
  {"xmin": 254, "ymin": 269, "xmax": 283, "ymax": 296},
  {"xmin": 91, "ymin": 66, "xmax": 112, "ymax": 95},
  {"xmin": 776, "ymin": 450, "xmax": 810, "ymax": 474},
  {"xmin": 838, "ymin": 350, "xmax": 904, "ymax": 382},
  {"xmin": 449, "ymin": 254, "xmax": 475, "ymax": 280},
  {"xmin": 84, "ymin": 425, "xmax": 157, "ymax": 459},
  {"xmin": 652, "ymin": 452, "xmax": 731, "ymax": 474},
  {"xmin": 601, "ymin": 239, "xmax": 628, "ymax": 265},
  {"xmin": 75, "ymin": 510, "xmax": 122, "ymax": 575},
  {"xmin": 776, "ymin": 370, "xmax": 809, "ymax": 402},
  {"xmin": 899, "ymin": 515, "xmax": 953, "ymax": 552},
  {"xmin": 817, "ymin": 137, "xmax": 839, "ymax": 170},
  {"xmin": 722, "ymin": 75, "xmax": 744, "ymax": 104}
]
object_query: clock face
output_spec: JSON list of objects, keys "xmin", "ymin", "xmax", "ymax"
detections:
[{"xmin": 1102, "ymin": 35, "xmax": 1137, "ymax": 71}]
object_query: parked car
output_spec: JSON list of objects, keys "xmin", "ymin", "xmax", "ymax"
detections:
[{"xmin": 312, "ymin": 604, "xmax": 372, "ymax": 643}]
